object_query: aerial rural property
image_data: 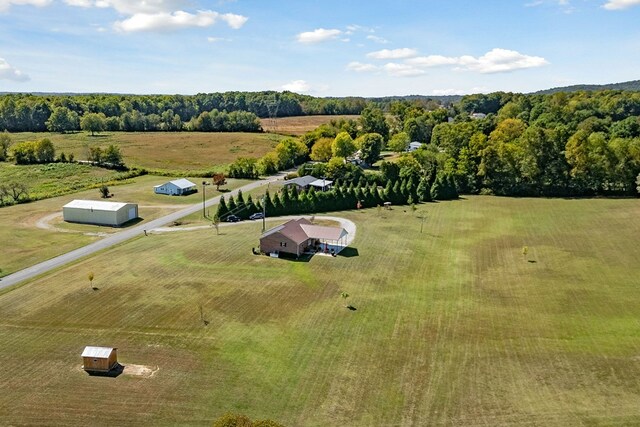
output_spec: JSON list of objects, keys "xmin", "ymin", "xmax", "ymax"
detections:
[{"xmin": 1, "ymin": 1, "xmax": 639, "ymax": 426}]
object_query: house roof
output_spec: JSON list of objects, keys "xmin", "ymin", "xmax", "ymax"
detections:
[
  {"xmin": 81, "ymin": 346, "xmax": 116, "ymax": 358},
  {"xmin": 169, "ymin": 178, "xmax": 197, "ymax": 189},
  {"xmin": 261, "ymin": 218, "xmax": 347, "ymax": 244},
  {"xmin": 300, "ymin": 224, "xmax": 347, "ymax": 241},
  {"xmin": 63, "ymin": 200, "xmax": 132, "ymax": 211},
  {"xmin": 309, "ymin": 179, "xmax": 333, "ymax": 188},
  {"xmin": 409, "ymin": 141, "xmax": 422, "ymax": 148},
  {"xmin": 261, "ymin": 218, "xmax": 312, "ymax": 244},
  {"xmin": 283, "ymin": 175, "xmax": 317, "ymax": 187}
]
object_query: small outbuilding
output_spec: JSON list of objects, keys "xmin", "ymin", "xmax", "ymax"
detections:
[
  {"xmin": 153, "ymin": 178, "xmax": 197, "ymax": 196},
  {"xmin": 63, "ymin": 200, "xmax": 138, "ymax": 226},
  {"xmin": 82, "ymin": 346, "xmax": 118, "ymax": 373},
  {"xmin": 407, "ymin": 141, "xmax": 423, "ymax": 152}
]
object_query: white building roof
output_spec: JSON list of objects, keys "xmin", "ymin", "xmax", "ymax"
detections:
[
  {"xmin": 63, "ymin": 200, "xmax": 132, "ymax": 211},
  {"xmin": 283, "ymin": 175, "xmax": 318, "ymax": 187},
  {"xmin": 309, "ymin": 179, "xmax": 333, "ymax": 188},
  {"xmin": 81, "ymin": 346, "xmax": 116, "ymax": 358},
  {"xmin": 169, "ymin": 178, "xmax": 197, "ymax": 189}
]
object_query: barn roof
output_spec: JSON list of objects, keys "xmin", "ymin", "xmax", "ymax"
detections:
[
  {"xmin": 63, "ymin": 200, "xmax": 132, "ymax": 211},
  {"xmin": 283, "ymin": 175, "xmax": 318, "ymax": 187},
  {"xmin": 81, "ymin": 346, "xmax": 116, "ymax": 358}
]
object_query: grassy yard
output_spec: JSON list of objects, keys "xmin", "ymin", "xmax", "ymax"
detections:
[
  {"xmin": 0, "ymin": 175, "xmax": 251, "ymax": 276},
  {"xmin": 0, "ymin": 196, "xmax": 639, "ymax": 425},
  {"xmin": 9, "ymin": 131, "xmax": 283, "ymax": 173}
]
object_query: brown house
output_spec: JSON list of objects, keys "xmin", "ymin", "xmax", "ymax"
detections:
[
  {"xmin": 259, "ymin": 218, "xmax": 349, "ymax": 257},
  {"xmin": 82, "ymin": 346, "xmax": 118, "ymax": 373}
]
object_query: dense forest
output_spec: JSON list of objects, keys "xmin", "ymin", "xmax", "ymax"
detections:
[
  {"xmin": 227, "ymin": 89, "xmax": 640, "ymax": 198},
  {"xmin": 0, "ymin": 92, "xmax": 370, "ymax": 133},
  {"xmin": 2, "ymin": 88, "xmax": 640, "ymax": 199}
]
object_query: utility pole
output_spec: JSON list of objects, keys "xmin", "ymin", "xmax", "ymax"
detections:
[
  {"xmin": 202, "ymin": 181, "xmax": 207, "ymax": 217},
  {"xmin": 262, "ymin": 194, "xmax": 266, "ymax": 232}
]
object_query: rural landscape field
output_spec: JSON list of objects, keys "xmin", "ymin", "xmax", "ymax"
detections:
[
  {"xmin": 2, "ymin": 1, "xmax": 640, "ymax": 425},
  {"xmin": 1, "ymin": 197, "xmax": 639, "ymax": 425}
]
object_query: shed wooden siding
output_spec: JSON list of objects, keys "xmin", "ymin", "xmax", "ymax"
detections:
[
  {"xmin": 82, "ymin": 350, "xmax": 118, "ymax": 372},
  {"xmin": 260, "ymin": 232, "xmax": 310, "ymax": 256}
]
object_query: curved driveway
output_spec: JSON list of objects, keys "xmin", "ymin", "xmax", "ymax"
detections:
[{"xmin": 0, "ymin": 172, "xmax": 289, "ymax": 291}]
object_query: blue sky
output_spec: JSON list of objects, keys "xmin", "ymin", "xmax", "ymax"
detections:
[{"xmin": 0, "ymin": 0, "xmax": 639, "ymax": 96}]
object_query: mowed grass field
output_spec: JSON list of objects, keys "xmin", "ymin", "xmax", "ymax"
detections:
[
  {"xmin": 1, "ymin": 196, "xmax": 639, "ymax": 425},
  {"xmin": 261, "ymin": 115, "xmax": 360, "ymax": 135},
  {"xmin": 0, "ymin": 175, "xmax": 251, "ymax": 276},
  {"xmin": 10, "ymin": 132, "xmax": 283, "ymax": 172}
]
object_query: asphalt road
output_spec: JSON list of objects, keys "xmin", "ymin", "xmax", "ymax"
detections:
[{"xmin": 0, "ymin": 172, "xmax": 288, "ymax": 291}]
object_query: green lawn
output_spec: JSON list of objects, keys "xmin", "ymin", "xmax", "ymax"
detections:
[
  {"xmin": 0, "ymin": 196, "xmax": 639, "ymax": 425},
  {"xmin": 0, "ymin": 175, "xmax": 251, "ymax": 276}
]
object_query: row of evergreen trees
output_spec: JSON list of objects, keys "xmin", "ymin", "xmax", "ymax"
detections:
[{"xmin": 215, "ymin": 176, "xmax": 458, "ymax": 220}]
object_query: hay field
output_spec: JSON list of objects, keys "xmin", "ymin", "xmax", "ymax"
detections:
[
  {"xmin": 1, "ymin": 196, "xmax": 639, "ymax": 425},
  {"xmin": 9, "ymin": 132, "xmax": 283, "ymax": 172},
  {"xmin": 261, "ymin": 115, "xmax": 360, "ymax": 135}
]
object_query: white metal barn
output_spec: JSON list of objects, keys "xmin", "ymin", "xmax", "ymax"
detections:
[
  {"xmin": 63, "ymin": 200, "xmax": 138, "ymax": 226},
  {"xmin": 153, "ymin": 178, "xmax": 197, "ymax": 196}
]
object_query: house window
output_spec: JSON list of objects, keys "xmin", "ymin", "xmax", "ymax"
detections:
[{"xmin": 280, "ymin": 242, "xmax": 287, "ymax": 247}]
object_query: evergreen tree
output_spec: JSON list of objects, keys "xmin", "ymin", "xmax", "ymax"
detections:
[
  {"xmin": 235, "ymin": 189, "xmax": 247, "ymax": 217},
  {"xmin": 216, "ymin": 195, "xmax": 228, "ymax": 220},
  {"xmin": 417, "ymin": 178, "xmax": 432, "ymax": 202},
  {"xmin": 227, "ymin": 194, "xmax": 237, "ymax": 214},
  {"xmin": 383, "ymin": 180, "xmax": 394, "ymax": 202},
  {"xmin": 264, "ymin": 190, "xmax": 276, "ymax": 217},
  {"xmin": 392, "ymin": 180, "xmax": 403, "ymax": 204},
  {"xmin": 307, "ymin": 187, "xmax": 319, "ymax": 212},
  {"xmin": 246, "ymin": 194, "xmax": 257, "ymax": 215}
]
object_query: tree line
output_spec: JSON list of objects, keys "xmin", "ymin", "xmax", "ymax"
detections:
[{"xmin": 0, "ymin": 92, "xmax": 371, "ymax": 133}]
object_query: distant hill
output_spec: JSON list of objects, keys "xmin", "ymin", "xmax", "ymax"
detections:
[{"xmin": 533, "ymin": 80, "xmax": 640, "ymax": 95}]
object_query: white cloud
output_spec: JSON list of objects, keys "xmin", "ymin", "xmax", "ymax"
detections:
[
  {"xmin": 346, "ymin": 61, "xmax": 378, "ymax": 72},
  {"xmin": 383, "ymin": 63, "xmax": 424, "ymax": 77},
  {"xmin": 456, "ymin": 48, "xmax": 548, "ymax": 73},
  {"xmin": 366, "ymin": 48, "xmax": 418, "ymax": 60},
  {"xmin": 407, "ymin": 55, "xmax": 459, "ymax": 67},
  {"xmin": 281, "ymin": 80, "xmax": 311, "ymax": 93},
  {"xmin": 431, "ymin": 87, "xmax": 490, "ymax": 96},
  {"xmin": 64, "ymin": 0, "xmax": 187, "ymax": 14},
  {"xmin": 0, "ymin": 58, "xmax": 30, "ymax": 82},
  {"xmin": 0, "ymin": 0, "xmax": 51, "ymax": 12},
  {"xmin": 296, "ymin": 28, "xmax": 342, "ymax": 43},
  {"xmin": 207, "ymin": 36, "xmax": 231, "ymax": 43},
  {"xmin": 603, "ymin": 0, "xmax": 640, "ymax": 9},
  {"xmin": 366, "ymin": 35, "xmax": 389, "ymax": 44},
  {"xmin": 114, "ymin": 10, "xmax": 247, "ymax": 32}
]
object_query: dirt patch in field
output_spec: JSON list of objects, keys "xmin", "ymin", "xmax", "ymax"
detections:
[{"xmin": 123, "ymin": 364, "xmax": 159, "ymax": 378}]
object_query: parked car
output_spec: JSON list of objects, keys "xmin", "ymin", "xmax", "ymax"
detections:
[
  {"xmin": 249, "ymin": 212, "xmax": 264, "ymax": 220},
  {"xmin": 225, "ymin": 214, "xmax": 241, "ymax": 222}
]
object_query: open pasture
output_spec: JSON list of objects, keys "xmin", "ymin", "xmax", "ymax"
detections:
[
  {"xmin": 1, "ymin": 196, "xmax": 639, "ymax": 425},
  {"xmin": 261, "ymin": 115, "xmax": 360, "ymax": 135},
  {"xmin": 9, "ymin": 132, "xmax": 282, "ymax": 173}
]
